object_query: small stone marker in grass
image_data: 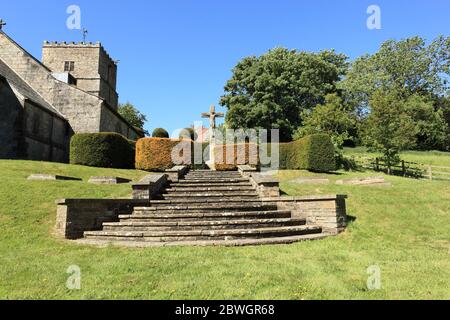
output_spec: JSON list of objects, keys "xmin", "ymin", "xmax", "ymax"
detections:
[
  {"xmin": 88, "ymin": 176, "xmax": 132, "ymax": 185},
  {"xmin": 27, "ymin": 174, "xmax": 81, "ymax": 181},
  {"xmin": 335, "ymin": 177, "xmax": 391, "ymax": 186},
  {"xmin": 291, "ymin": 177, "xmax": 330, "ymax": 185}
]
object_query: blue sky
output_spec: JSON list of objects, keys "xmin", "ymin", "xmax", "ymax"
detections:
[{"xmin": 2, "ymin": 0, "xmax": 450, "ymax": 135}]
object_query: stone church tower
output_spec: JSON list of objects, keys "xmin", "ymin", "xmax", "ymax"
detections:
[
  {"xmin": 0, "ymin": 31, "xmax": 143, "ymax": 163},
  {"xmin": 42, "ymin": 42, "xmax": 119, "ymax": 109}
]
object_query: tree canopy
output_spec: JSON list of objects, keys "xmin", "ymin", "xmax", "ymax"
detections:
[
  {"xmin": 293, "ymin": 94, "xmax": 358, "ymax": 149},
  {"xmin": 118, "ymin": 102, "xmax": 149, "ymax": 135},
  {"xmin": 363, "ymin": 89, "xmax": 418, "ymax": 167},
  {"xmin": 220, "ymin": 47, "xmax": 348, "ymax": 141},
  {"xmin": 339, "ymin": 36, "xmax": 450, "ymax": 115}
]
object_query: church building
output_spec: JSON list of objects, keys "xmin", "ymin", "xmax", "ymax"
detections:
[{"xmin": 0, "ymin": 30, "xmax": 143, "ymax": 163}]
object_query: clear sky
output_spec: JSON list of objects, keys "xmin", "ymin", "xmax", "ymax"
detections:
[{"xmin": 2, "ymin": 0, "xmax": 450, "ymax": 135}]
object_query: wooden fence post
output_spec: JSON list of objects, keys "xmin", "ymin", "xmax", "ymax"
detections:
[
  {"xmin": 428, "ymin": 165, "xmax": 433, "ymax": 181},
  {"xmin": 375, "ymin": 158, "xmax": 379, "ymax": 171},
  {"xmin": 402, "ymin": 160, "xmax": 406, "ymax": 176}
]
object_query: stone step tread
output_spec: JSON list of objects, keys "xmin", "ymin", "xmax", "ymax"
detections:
[
  {"xmin": 104, "ymin": 218, "xmax": 305, "ymax": 227},
  {"xmin": 119, "ymin": 210, "xmax": 291, "ymax": 220},
  {"xmin": 179, "ymin": 179, "xmax": 249, "ymax": 183},
  {"xmin": 134, "ymin": 203, "xmax": 271, "ymax": 210},
  {"xmin": 103, "ymin": 220, "xmax": 305, "ymax": 232},
  {"xmin": 169, "ymin": 183, "xmax": 253, "ymax": 187},
  {"xmin": 84, "ymin": 225, "xmax": 322, "ymax": 238},
  {"xmin": 163, "ymin": 192, "xmax": 258, "ymax": 197},
  {"xmin": 166, "ymin": 187, "xmax": 255, "ymax": 192},
  {"xmin": 133, "ymin": 207, "xmax": 277, "ymax": 214},
  {"xmin": 77, "ymin": 233, "xmax": 330, "ymax": 248},
  {"xmin": 186, "ymin": 173, "xmax": 242, "ymax": 176},
  {"xmin": 152, "ymin": 199, "xmax": 261, "ymax": 204}
]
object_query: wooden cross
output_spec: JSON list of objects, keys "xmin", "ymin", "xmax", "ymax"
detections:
[
  {"xmin": 201, "ymin": 105, "xmax": 224, "ymax": 130},
  {"xmin": 0, "ymin": 19, "xmax": 6, "ymax": 31}
]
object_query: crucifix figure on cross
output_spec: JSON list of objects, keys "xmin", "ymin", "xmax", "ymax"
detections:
[
  {"xmin": 201, "ymin": 104, "xmax": 224, "ymax": 130},
  {"xmin": 0, "ymin": 19, "xmax": 6, "ymax": 31},
  {"xmin": 201, "ymin": 105, "xmax": 224, "ymax": 170}
]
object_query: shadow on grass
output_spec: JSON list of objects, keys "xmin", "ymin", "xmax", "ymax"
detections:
[{"xmin": 346, "ymin": 214, "xmax": 357, "ymax": 223}]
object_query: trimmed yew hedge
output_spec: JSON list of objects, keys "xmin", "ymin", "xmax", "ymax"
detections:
[
  {"xmin": 136, "ymin": 138, "xmax": 193, "ymax": 171},
  {"xmin": 262, "ymin": 134, "xmax": 336, "ymax": 172},
  {"xmin": 70, "ymin": 133, "xmax": 135, "ymax": 168},
  {"xmin": 134, "ymin": 134, "xmax": 334, "ymax": 172},
  {"xmin": 284, "ymin": 134, "xmax": 335, "ymax": 171},
  {"xmin": 214, "ymin": 143, "xmax": 259, "ymax": 171}
]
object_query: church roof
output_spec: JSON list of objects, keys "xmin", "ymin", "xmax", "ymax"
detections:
[{"xmin": 0, "ymin": 58, "xmax": 65, "ymax": 119}]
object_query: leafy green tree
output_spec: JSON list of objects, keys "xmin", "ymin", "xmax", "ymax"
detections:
[
  {"xmin": 363, "ymin": 89, "xmax": 417, "ymax": 172},
  {"xmin": 403, "ymin": 95, "xmax": 448, "ymax": 150},
  {"xmin": 220, "ymin": 47, "xmax": 348, "ymax": 141},
  {"xmin": 433, "ymin": 96, "xmax": 450, "ymax": 150},
  {"xmin": 339, "ymin": 36, "xmax": 450, "ymax": 150},
  {"xmin": 340, "ymin": 36, "xmax": 450, "ymax": 114},
  {"xmin": 152, "ymin": 128, "xmax": 169, "ymax": 138},
  {"xmin": 293, "ymin": 94, "xmax": 358, "ymax": 149},
  {"xmin": 118, "ymin": 102, "xmax": 149, "ymax": 135},
  {"xmin": 179, "ymin": 128, "xmax": 197, "ymax": 141}
]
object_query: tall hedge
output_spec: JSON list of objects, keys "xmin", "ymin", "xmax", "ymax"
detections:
[
  {"xmin": 135, "ymin": 134, "xmax": 334, "ymax": 172},
  {"xmin": 136, "ymin": 138, "xmax": 193, "ymax": 171},
  {"xmin": 300, "ymin": 134, "xmax": 336, "ymax": 172},
  {"xmin": 214, "ymin": 143, "xmax": 259, "ymax": 171},
  {"xmin": 261, "ymin": 134, "xmax": 335, "ymax": 172},
  {"xmin": 70, "ymin": 133, "xmax": 135, "ymax": 168}
]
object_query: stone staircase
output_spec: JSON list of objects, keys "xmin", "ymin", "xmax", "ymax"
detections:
[{"xmin": 82, "ymin": 170, "xmax": 327, "ymax": 247}]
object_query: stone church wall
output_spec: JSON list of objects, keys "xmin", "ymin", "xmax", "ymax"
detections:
[
  {"xmin": 23, "ymin": 100, "xmax": 69, "ymax": 162},
  {"xmin": 0, "ymin": 77, "xmax": 69, "ymax": 162},
  {"xmin": 0, "ymin": 32, "xmax": 142, "ymax": 158},
  {"xmin": 100, "ymin": 104, "xmax": 140, "ymax": 141},
  {"xmin": 0, "ymin": 78, "xmax": 23, "ymax": 158}
]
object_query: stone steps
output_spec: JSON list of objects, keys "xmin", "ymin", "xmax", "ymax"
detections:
[
  {"xmin": 84, "ymin": 225, "xmax": 322, "ymax": 242},
  {"xmin": 77, "ymin": 233, "xmax": 329, "ymax": 248},
  {"xmin": 78, "ymin": 170, "xmax": 332, "ymax": 247},
  {"xmin": 166, "ymin": 186, "xmax": 255, "ymax": 192},
  {"xmin": 102, "ymin": 218, "xmax": 306, "ymax": 231},
  {"xmin": 163, "ymin": 191, "xmax": 258, "ymax": 197},
  {"xmin": 119, "ymin": 210, "xmax": 291, "ymax": 221},
  {"xmin": 177, "ymin": 178, "xmax": 249, "ymax": 183},
  {"xmin": 152, "ymin": 197, "xmax": 260, "ymax": 204},
  {"xmin": 133, "ymin": 203, "xmax": 276, "ymax": 213},
  {"xmin": 185, "ymin": 173, "xmax": 242, "ymax": 178},
  {"xmin": 168, "ymin": 182, "xmax": 253, "ymax": 187}
]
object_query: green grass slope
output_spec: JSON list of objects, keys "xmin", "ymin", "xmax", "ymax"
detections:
[{"xmin": 0, "ymin": 158, "xmax": 449, "ymax": 300}]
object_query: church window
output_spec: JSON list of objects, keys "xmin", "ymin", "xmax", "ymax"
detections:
[{"xmin": 64, "ymin": 61, "xmax": 75, "ymax": 72}]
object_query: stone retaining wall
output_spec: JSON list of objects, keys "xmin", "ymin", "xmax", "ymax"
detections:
[
  {"xmin": 55, "ymin": 199, "xmax": 148, "ymax": 239},
  {"xmin": 132, "ymin": 174, "xmax": 168, "ymax": 200},
  {"xmin": 261, "ymin": 195, "xmax": 348, "ymax": 234}
]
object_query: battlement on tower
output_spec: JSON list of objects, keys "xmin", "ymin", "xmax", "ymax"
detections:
[{"xmin": 42, "ymin": 40, "xmax": 119, "ymax": 108}]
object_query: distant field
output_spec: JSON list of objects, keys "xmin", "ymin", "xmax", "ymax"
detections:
[
  {"xmin": 0, "ymin": 157, "xmax": 449, "ymax": 300},
  {"xmin": 344, "ymin": 147, "xmax": 450, "ymax": 167}
]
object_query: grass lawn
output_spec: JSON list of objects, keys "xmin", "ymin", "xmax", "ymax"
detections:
[{"xmin": 0, "ymin": 156, "xmax": 449, "ymax": 300}]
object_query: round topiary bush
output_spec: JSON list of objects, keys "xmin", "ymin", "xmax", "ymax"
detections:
[
  {"xmin": 152, "ymin": 128, "xmax": 169, "ymax": 138},
  {"xmin": 70, "ymin": 133, "xmax": 135, "ymax": 168},
  {"xmin": 179, "ymin": 128, "xmax": 197, "ymax": 141}
]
